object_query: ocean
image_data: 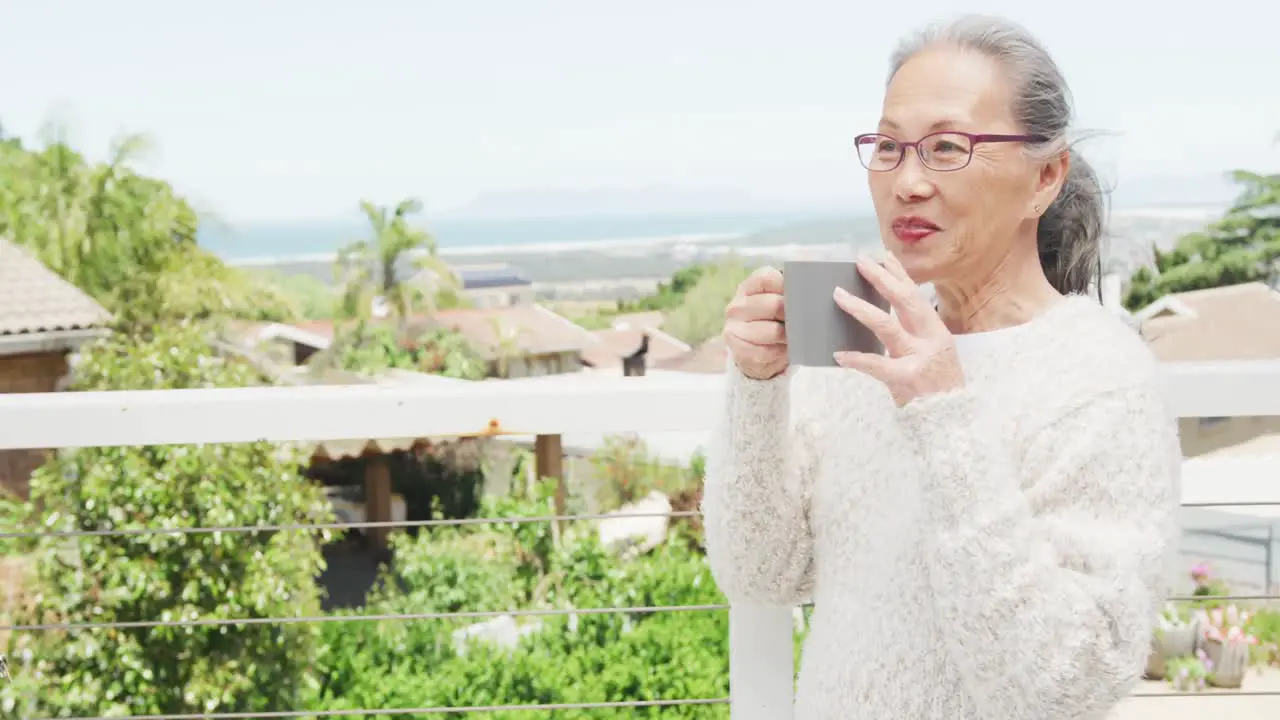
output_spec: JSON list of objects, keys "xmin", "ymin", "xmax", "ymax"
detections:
[
  {"xmin": 201, "ymin": 210, "xmax": 833, "ymax": 264},
  {"xmin": 205, "ymin": 206, "xmax": 1223, "ymax": 303}
]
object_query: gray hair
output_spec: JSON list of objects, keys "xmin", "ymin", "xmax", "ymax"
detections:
[{"xmin": 888, "ymin": 15, "xmax": 1106, "ymax": 297}]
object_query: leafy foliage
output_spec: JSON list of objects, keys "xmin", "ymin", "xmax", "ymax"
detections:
[
  {"xmin": 244, "ymin": 268, "xmax": 341, "ymax": 320},
  {"xmin": 336, "ymin": 198, "xmax": 457, "ymax": 323},
  {"xmin": 589, "ymin": 435, "xmax": 702, "ymax": 510},
  {"xmin": 315, "ymin": 483, "xmax": 734, "ymax": 719},
  {"xmin": 1124, "ymin": 171, "xmax": 1280, "ymax": 310},
  {"xmin": 0, "ymin": 129, "xmax": 294, "ymax": 328},
  {"xmin": 569, "ymin": 260, "xmax": 755, "ymax": 346},
  {"xmin": 616, "ymin": 264, "xmax": 716, "ymax": 314},
  {"xmin": 328, "ymin": 323, "xmax": 488, "ymax": 380},
  {"xmin": 0, "ymin": 325, "xmax": 333, "ymax": 718},
  {"xmin": 661, "ymin": 260, "xmax": 754, "ymax": 345}
]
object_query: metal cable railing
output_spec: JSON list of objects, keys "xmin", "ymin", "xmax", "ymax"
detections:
[
  {"xmin": 5, "ymin": 509, "xmax": 729, "ymax": 717},
  {"xmin": 2, "ymin": 501, "xmax": 1264, "ymax": 542},
  {"xmin": 49, "ymin": 698, "xmax": 734, "ymax": 720},
  {"xmin": 7, "ymin": 506, "xmax": 1279, "ymax": 712},
  {"xmin": 0, "ymin": 510, "xmax": 702, "ymax": 541},
  {"xmin": 2, "ymin": 367, "xmax": 1280, "ymax": 717},
  {"xmin": 1, "ymin": 602, "xmax": 730, "ymax": 633}
]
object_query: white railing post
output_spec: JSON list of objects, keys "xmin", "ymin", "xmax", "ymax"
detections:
[{"xmin": 729, "ymin": 602, "xmax": 795, "ymax": 719}]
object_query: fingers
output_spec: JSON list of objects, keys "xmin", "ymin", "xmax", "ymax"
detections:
[
  {"xmin": 833, "ymin": 350, "xmax": 893, "ymax": 376},
  {"xmin": 725, "ymin": 327, "xmax": 787, "ymax": 380},
  {"xmin": 727, "ymin": 319, "xmax": 786, "ymax": 346},
  {"xmin": 855, "ymin": 256, "xmax": 937, "ymax": 334},
  {"xmin": 726, "ymin": 291, "xmax": 784, "ymax": 322},
  {"xmin": 834, "ymin": 286, "xmax": 911, "ymax": 356},
  {"xmin": 736, "ymin": 266, "xmax": 784, "ymax": 297}
]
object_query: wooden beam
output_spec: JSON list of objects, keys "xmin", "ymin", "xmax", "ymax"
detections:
[
  {"xmin": 364, "ymin": 455, "xmax": 392, "ymax": 553},
  {"xmin": 534, "ymin": 433, "xmax": 565, "ymax": 515}
]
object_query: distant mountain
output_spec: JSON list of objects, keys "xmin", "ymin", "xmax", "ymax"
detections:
[{"xmin": 441, "ymin": 173, "xmax": 1238, "ymax": 220}]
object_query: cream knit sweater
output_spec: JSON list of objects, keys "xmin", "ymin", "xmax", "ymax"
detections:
[{"xmin": 703, "ymin": 295, "xmax": 1181, "ymax": 719}]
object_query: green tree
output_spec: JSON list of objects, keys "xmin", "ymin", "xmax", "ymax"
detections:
[
  {"xmin": 315, "ymin": 483, "xmax": 734, "ymax": 719},
  {"xmin": 243, "ymin": 268, "xmax": 340, "ymax": 320},
  {"xmin": 336, "ymin": 198, "xmax": 455, "ymax": 325},
  {"xmin": 0, "ymin": 126, "xmax": 293, "ymax": 329},
  {"xmin": 331, "ymin": 324, "xmax": 487, "ymax": 380},
  {"xmin": 617, "ymin": 264, "xmax": 712, "ymax": 314},
  {"xmin": 0, "ymin": 325, "xmax": 333, "ymax": 718},
  {"xmin": 662, "ymin": 259, "xmax": 754, "ymax": 345},
  {"xmin": 1124, "ymin": 170, "xmax": 1280, "ymax": 310}
]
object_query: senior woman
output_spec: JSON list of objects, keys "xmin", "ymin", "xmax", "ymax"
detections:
[{"xmin": 702, "ymin": 15, "xmax": 1180, "ymax": 719}]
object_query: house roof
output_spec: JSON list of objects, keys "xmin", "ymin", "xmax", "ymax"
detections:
[
  {"xmin": 1139, "ymin": 282, "xmax": 1280, "ymax": 362},
  {"xmin": 0, "ymin": 239, "xmax": 111, "ymax": 336},
  {"xmin": 580, "ymin": 328, "xmax": 691, "ymax": 369},
  {"xmin": 250, "ymin": 304, "xmax": 595, "ymax": 361},
  {"xmin": 417, "ymin": 305, "xmax": 596, "ymax": 359},
  {"xmin": 651, "ymin": 335, "xmax": 728, "ymax": 374},
  {"xmin": 227, "ymin": 321, "xmax": 334, "ymax": 351},
  {"xmin": 454, "ymin": 264, "xmax": 532, "ymax": 290},
  {"xmin": 608, "ymin": 311, "xmax": 666, "ymax": 331}
]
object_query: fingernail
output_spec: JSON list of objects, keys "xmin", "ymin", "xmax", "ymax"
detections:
[{"xmin": 833, "ymin": 286, "xmax": 849, "ymax": 301}]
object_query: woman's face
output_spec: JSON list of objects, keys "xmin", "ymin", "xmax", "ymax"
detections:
[{"xmin": 866, "ymin": 46, "xmax": 1062, "ymax": 287}]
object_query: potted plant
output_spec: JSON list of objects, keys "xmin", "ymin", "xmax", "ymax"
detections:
[
  {"xmin": 1196, "ymin": 605, "xmax": 1259, "ymax": 688},
  {"xmin": 1165, "ymin": 655, "xmax": 1209, "ymax": 692},
  {"xmin": 1147, "ymin": 603, "xmax": 1199, "ymax": 680}
]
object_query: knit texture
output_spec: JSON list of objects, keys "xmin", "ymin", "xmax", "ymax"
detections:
[{"xmin": 702, "ymin": 295, "xmax": 1181, "ymax": 719}]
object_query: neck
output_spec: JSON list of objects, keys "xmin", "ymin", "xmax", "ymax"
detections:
[{"xmin": 933, "ymin": 247, "xmax": 1061, "ymax": 334}]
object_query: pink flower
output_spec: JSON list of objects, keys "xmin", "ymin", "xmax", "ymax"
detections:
[{"xmin": 1190, "ymin": 562, "xmax": 1214, "ymax": 589}]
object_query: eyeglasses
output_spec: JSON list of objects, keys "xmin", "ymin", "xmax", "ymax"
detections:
[{"xmin": 854, "ymin": 131, "xmax": 1048, "ymax": 172}]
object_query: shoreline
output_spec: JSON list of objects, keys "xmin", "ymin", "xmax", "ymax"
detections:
[
  {"xmin": 220, "ymin": 206, "xmax": 1222, "ymax": 269},
  {"xmin": 230, "ymin": 207, "xmax": 1219, "ymax": 302},
  {"xmin": 225, "ymin": 231, "xmax": 748, "ymax": 267}
]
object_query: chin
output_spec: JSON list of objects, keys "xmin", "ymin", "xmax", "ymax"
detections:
[{"xmin": 885, "ymin": 241, "xmax": 941, "ymax": 285}]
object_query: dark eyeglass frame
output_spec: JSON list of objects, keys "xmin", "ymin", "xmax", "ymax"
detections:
[{"xmin": 854, "ymin": 131, "xmax": 1049, "ymax": 172}]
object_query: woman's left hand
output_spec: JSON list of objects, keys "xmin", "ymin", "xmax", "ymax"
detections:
[{"xmin": 833, "ymin": 253, "xmax": 966, "ymax": 407}]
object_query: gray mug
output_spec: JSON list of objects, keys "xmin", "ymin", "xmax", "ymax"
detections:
[{"xmin": 783, "ymin": 260, "xmax": 890, "ymax": 367}]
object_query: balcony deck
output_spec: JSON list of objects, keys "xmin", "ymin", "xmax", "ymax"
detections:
[{"xmin": 0, "ymin": 361, "xmax": 1278, "ymax": 718}]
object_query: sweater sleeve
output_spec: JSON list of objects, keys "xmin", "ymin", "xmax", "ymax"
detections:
[
  {"xmin": 701, "ymin": 363, "xmax": 821, "ymax": 606},
  {"xmin": 898, "ymin": 380, "xmax": 1179, "ymax": 719}
]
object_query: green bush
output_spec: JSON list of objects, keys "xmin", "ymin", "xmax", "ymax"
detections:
[
  {"xmin": 0, "ymin": 325, "xmax": 333, "ymax": 718},
  {"xmin": 314, "ymin": 486, "xmax": 732, "ymax": 718}
]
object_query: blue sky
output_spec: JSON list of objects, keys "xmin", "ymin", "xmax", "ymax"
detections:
[{"xmin": 3, "ymin": 0, "xmax": 1277, "ymax": 222}]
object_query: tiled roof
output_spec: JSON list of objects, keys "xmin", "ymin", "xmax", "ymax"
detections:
[
  {"xmin": 608, "ymin": 311, "xmax": 666, "ymax": 331},
  {"xmin": 254, "ymin": 305, "xmax": 597, "ymax": 360},
  {"xmin": 1140, "ymin": 282, "xmax": 1280, "ymax": 362},
  {"xmin": 415, "ymin": 305, "xmax": 596, "ymax": 359},
  {"xmin": 580, "ymin": 328, "xmax": 691, "ymax": 370},
  {"xmin": 0, "ymin": 239, "xmax": 111, "ymax": 336},
  {"xmin": 651, "ymin": 335, "xmax": 728, "ymax": 374},
  {"xmin": 454, "ymin": 264, "xmax": 532, "ymax": 290}
]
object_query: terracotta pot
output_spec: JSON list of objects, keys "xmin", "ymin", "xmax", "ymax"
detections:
[
  {"xmin": 1145, "ymin": 624, "xmax": 1199, "ymax": 680},
  {"xmin": 1203, "ymin": 637, "xmax": 1250, "ymax": 689}
]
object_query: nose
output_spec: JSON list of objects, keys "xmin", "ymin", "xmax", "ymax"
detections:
[{"xmin": 893, "ymin": 149, "xmax": 936, "ymax": 203}]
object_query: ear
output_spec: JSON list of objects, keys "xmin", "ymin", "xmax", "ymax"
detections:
[{"xmin": 1030, "ymin": 149, "xmax": 1069, "ymax": 218}]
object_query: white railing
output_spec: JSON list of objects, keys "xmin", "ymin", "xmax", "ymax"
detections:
[{"xmin": 1, "ymin": 360, "xmax": 1279, "ymax": 718}]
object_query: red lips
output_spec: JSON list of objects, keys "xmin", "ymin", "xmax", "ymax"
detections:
[{"xmin": 891, "ymin": 215, "xmax": 941, "ymax": 244}]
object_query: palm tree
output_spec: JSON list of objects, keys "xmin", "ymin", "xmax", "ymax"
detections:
[{"xmin": 336, "ymin": 198, "xmax": 455, "ymax": 326}]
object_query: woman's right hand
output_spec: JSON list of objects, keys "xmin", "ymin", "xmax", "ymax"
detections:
[{"xmin": 724, "ymin": 266, "xmax": 788, "ymax": 380}]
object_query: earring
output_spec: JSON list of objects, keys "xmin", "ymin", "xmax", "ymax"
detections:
[{"xmin": 1033, "ymin": 204, "xmax": 1042, "ymax": 214}]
